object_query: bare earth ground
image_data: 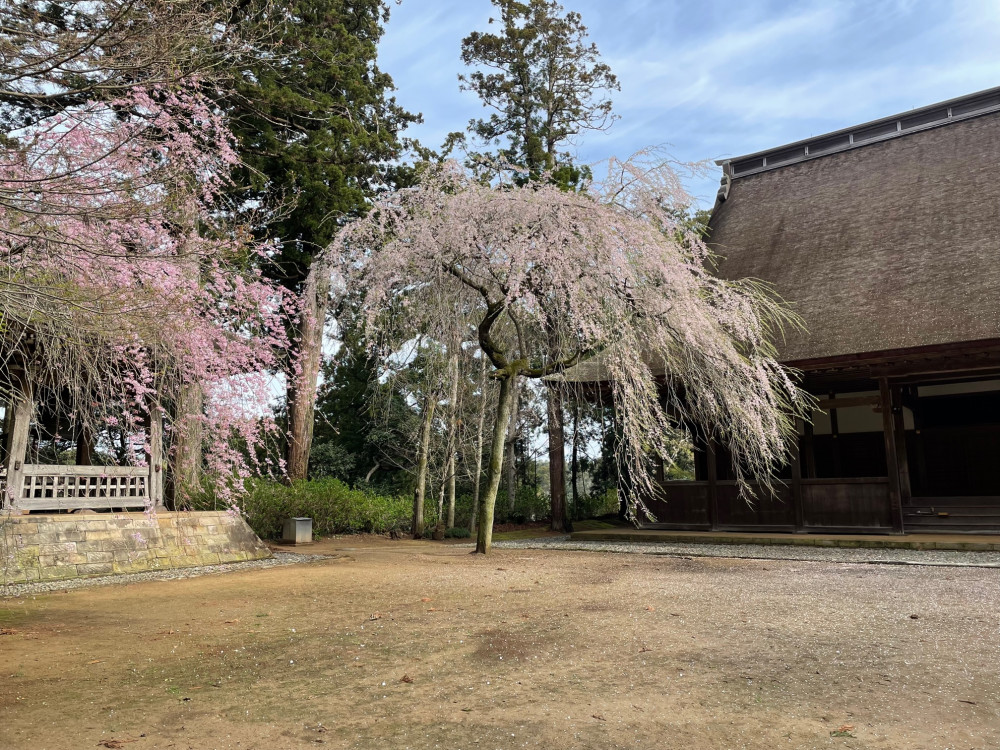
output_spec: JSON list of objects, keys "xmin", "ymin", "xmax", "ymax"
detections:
[{"xmin": 1, "ymin": 537, "xmax": 998, "ymax": 750}]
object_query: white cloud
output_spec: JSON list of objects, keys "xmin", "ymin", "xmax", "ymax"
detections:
[{"xmin": 379, "ymin": 0, "xmax": 1000, "ymax": 206}]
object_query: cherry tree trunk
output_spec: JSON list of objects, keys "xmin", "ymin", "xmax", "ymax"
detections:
[
  {"xmin": 547, "ymin": 383, "xmax": 569, "ymax": 531},
  {"xmin": 504, "ymin": 379, "xmax": 519, "ymax": 513},
  {"xmin": 286, "ymin": 273, "xmax": 330, "ymax": 482},
  {"xmin": 476, "ymin": 374, "xmax": 518, "ymax": 554},
  {"xmin": 412, "ymin": 395, "xmax": 436, "ymax": 539},
  {"xmin": 468, "ymin": 363, "xmax": 488, "ymax": 534},
  {"xmin": 75, "ymin": 423, "xmax": 95, "ymax": 466},
  {"xmin": 171, "ymin": 382, "xmax": 203, "ymax": 504}
]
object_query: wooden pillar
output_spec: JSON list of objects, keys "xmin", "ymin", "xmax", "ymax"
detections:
[
  {"xmin": 829, "ymin": 392, "xmax": 842, "ymax": 477},
  {"xmin": 802, "ymin": 418, "xmax": 817, "ymax": 479},
  {"xmin": 148, "ymin": 405, "xmax": 165, "ymax": 509},
  {"xmin": 791, "ymin": 419, "xmax": 805, "ymax": 532},
  {"xmin": 879, "ymin": 377, "xmax": 905, "ymax": 533},
  {"xmin": 3, "ymin": 388, "xmax": 32, "ymax": 512},
  {"xmin": 891, "ymin": 384, "xmax": 912, "ymax": 508},
  {"xmin": 706, "ymin": 439, "xmax": 719, "ymax": 530}
]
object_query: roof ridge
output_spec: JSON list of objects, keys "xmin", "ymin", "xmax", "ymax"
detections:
[{"xmin": 718, "ymin": 85, "xmax": 1000, "ymax": 179}]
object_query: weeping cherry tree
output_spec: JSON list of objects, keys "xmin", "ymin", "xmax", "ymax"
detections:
[{"xmin": 326, "ymin": 157, "xmax": 810, "ymax": 553}]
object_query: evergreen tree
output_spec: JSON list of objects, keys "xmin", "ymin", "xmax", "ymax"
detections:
[
  {"xmin": 220, "ymin": 0, "xmax": 420, "ymax": 479},
  {"xmin": 457, "ymin": 0, "xmax": 618, "ymax": 185},
  {"xmin": 310, "ymin": 314, "xmax": 419, "ymax": 492}
]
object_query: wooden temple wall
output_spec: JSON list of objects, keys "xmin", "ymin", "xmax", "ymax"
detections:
[{"xmin": 641, "ymin": 371, "xmax": 1000, "ymax": 534}]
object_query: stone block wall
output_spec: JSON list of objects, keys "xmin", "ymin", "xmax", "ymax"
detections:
[{"xmin": 0, "ymin": 511, "xmax": 272, "ymax": 584}]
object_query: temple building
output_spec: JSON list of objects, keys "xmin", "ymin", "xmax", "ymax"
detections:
[{"xmin": 645, "ymin": 86, "xmax": 1000, "ymax": 534}]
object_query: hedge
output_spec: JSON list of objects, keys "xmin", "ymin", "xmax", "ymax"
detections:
[{"xmin": 193, "ymin": 478, "xmax": 412, "ymax": 540}]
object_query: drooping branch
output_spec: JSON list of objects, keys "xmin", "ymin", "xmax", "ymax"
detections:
[{"xmin": 325, "ymin": 157, "xmax": 811, "ymax": 550}]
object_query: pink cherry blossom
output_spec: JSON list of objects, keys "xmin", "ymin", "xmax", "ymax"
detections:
[
  {"xmin": 1, "ymin": 81, "xmax": 291, "ymax": 503},
  {"xmin": 326, "ymin": 157, "xmax": 811, "ymax": 552}
]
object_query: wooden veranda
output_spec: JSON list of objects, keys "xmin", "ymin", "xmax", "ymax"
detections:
[{"xmin": 646, "ymin": 342, "xmax": 1000, "ymax": 534}]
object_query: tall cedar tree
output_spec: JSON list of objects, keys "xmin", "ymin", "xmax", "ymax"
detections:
[
  {"xmin": 222, "ymin": 0, "xmax": 419, "ymax": 480},
  {"xmin": 458, "ymin": 0, "xmax": 618, "ymax": 530}
]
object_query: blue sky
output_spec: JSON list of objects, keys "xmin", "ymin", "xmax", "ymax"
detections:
[{"xmin": 379, "ymin": 0, "xmax": 1000, "ymax": 207}]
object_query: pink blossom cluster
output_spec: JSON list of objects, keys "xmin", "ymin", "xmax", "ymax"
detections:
[{"xmin": 0, "ymin": 81, "xmax": 291, "ymax": 502}]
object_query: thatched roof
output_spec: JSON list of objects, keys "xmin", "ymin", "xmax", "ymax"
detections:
[
  {"xmin": 554, "ymin": 88, "xmax": 1000, "ymax": 384},
  {"xmin": 710, "ymin": 87, "xmax": 1000, "ymax": 365}
]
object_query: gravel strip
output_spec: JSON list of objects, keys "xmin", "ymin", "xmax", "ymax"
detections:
[
  {"xmin": 494, "ymin": 536, "xmax": 1000, "ymax": 568},
  {"xmin": 1, "ymin": 551, "xmax": 329, "ymax": 598}
]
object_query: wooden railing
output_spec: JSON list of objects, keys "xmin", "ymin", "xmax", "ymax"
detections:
[{"xmin": 5, "ymin": 465, "xmax": 155, "ymax": 512}]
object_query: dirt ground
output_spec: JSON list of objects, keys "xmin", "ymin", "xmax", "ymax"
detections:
[{"xmin": 2, "ymin": 537, "xmax": 998, "ymax": 750}]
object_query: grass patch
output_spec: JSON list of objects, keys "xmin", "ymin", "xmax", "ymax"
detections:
[{"xmin": 491, "ymin": 527, "xmax": 563, "ymax": 541}]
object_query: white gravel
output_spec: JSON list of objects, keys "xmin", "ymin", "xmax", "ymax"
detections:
[
  {"xmin": 1, "ymin": 551, "xmax": 329, "ymax": 598},
  {"xmin": 493, "ymin": 536, "xmax": 1000, "ymax": 568}
]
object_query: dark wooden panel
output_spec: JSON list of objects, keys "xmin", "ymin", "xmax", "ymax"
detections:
[
  {"xmin": 716, "ymin": 482, "xmax": 795, "ymax": 527},
  {"xmin": 912, "ymin": 425, "xmax": 1000, "ymax": 496},
  {"xmin": 813, "ymin": 433, "xmax": 887, "ymax": 479},
  {"xmin": 909, "ymin": 496, "xmax": 1000, "ymax": 507},
  {"xmin": 639, "ymin": 482, "xmax": 710, "ymax": 527},
  {"xmin": 904, "ymin": 498, "xmax": 1000, "ymax": 532},
  {"xmin": 802, "ymin": 480, "xmax": 892, "ymax": 528}
]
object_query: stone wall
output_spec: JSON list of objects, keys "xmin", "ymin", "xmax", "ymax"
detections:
[{"xmin": 0, "ymin": 511, "xmax": 272, "ymax": 584}]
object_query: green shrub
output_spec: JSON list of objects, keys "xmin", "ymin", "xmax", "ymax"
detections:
[
  {"xmin": 191, "ymin": 478, "xmax": 412, "ymax": 540},
  {"xmin": 493, "ymin": 485, "xmax": 550, "ymax": 524},
  {"xmin": 572, "ymin": 488, "xmax": 620, "ymax": 521},
  {"xmin": 444, "ymin": 526, "xmax": 471, "ymax": 539}
]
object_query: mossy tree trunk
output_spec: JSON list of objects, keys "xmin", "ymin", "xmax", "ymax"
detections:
[
  {"xmin": 475, "ymin": 373, "xmax": 518, "ymax": 554},
  {"xmin": 171, "ymin": 382, "xmax": 203, "ymax": 505}
]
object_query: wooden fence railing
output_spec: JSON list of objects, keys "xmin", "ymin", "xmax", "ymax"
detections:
[{"xmin": 3, "ymin": 465, "xmax": 157, "ymax": 512}]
